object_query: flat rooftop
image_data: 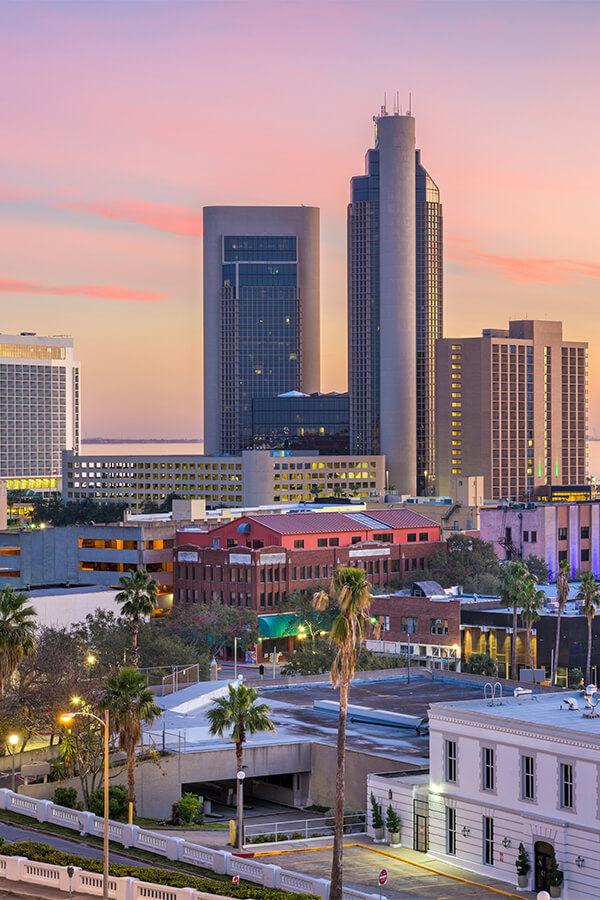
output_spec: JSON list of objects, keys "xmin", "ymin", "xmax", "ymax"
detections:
[{"xmin": 430, "ymin": 690, "xmax": 600, "ymax": 740}]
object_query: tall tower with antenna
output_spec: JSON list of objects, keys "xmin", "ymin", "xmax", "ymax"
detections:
[{"xmin": 348, "ymin": 101, "xmax": 443, "ymax": 495}]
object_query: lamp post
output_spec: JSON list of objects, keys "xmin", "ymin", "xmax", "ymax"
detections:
[
  {"xmin": 236, "ymin": 770, "xmax": 246, "ymax": 851},
  {"xmin": 8, "ymin": 735, "xmax": 18, "ymax": 792},
  {"xmin": 60, "ymin": 709, "xmax": 110, "ymax": 900},
  {"xmin": 234, "ymin": 636, "xmax": 238, "ymax": 681}
]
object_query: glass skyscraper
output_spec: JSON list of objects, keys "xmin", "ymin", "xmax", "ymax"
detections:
[
  {"xmin": 348, "ymin": 112, "xmax": 442, "ymax": 495},
  {"xmin": 203, "ymin": 207, "xmax": 320, "ymax": 456}
]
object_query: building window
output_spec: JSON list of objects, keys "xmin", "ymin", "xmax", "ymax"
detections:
[
  {"xmin": 523, "ymin": 531, "xmax": 529, "ymax": 542},
  {"xmin": 483, "ymin": 816, "xmax": 494, "ymax": 865},
  {"xmin": 558, "ymin": 550, "xmax": 567, "ymax": 562},
  {"xmin": 300, "ymin": 567, "xmax": 306, "ymax": 580},
  {"xmin": 558, "ymin": 527, "xmax": 567, "ymax": 541},
  {"xmin": 419, "ymin": 532, "xmax": 429, "ymax": 542},
  {"xmin": 581, "ymin": 549, "xmax": 590, "ymax": 562},
  {"xmin": 329, "ymin": 537, "xmax": 339, "ymax": 547},
  {"xmin": 581, "ymin": 526, "xmax": 590, "ymax": 539},
  {"xmin": 317, "ymin": 538, "xmax": 327, "ymax": 547},
  {"xmin": 530, "ymin": 531, "xmax": 537, "ymax": 543},
  {"xmin": 407, "ymin": 533, "xmax": 417, "ymax": 542},
  {"xmin": 522, "ymin": 755, "xmax": 534, "ymax": 800},
  {"xmin": 560, "ymin": 763, "xmax": 573, "ymax": 809},
  {"xmin": 446, "ymin": 807, "xmax": 456, "ymax": 855},
  {"xmin": 400, "ymin": 616, "xmax": 417, "ymax": 634},
  {"xmin": 445, "ymin": 740, "xmax": 457, "ymax": 783},
  {"xmin": 294, "ymin": 539, "xmax": 305, "ymax": 549},
  {"xmin": 482, "ymin": 747, "xmax": 495, "ymax": 791},
  {"xmin": 430, "ymin": 618, "xmax": 448, "ymax": 635}
]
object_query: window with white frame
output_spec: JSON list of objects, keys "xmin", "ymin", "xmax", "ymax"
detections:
[
  {"xmin": 482, "ymin": 747, "xmax": 495, "ymax": 791},
  {"xmin": 445, "ymin": 740, "xmax": 457, "ymax": 783},
  {"xmin": 483, "ymin": 816, "xmax": 494, "ymax": 865},
  {"xmin": 446, "ymin": 807, "xmax": 456, "ymax": 855},
  {"xmin": 560, "ymin": 763, "xmax": 573, "ymax": 809},
  {"xmin": 522, "ymin": 755, "xmax": 535, "ymax": 800}
]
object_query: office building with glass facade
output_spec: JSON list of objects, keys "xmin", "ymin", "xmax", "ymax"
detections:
[
  {"xmin": 0, "ymin": 333, "xmax": 80, "ymax": 492},
  {"xmin": 251, "ymin": 391, "xmax": 349, "ymax": 454},
  {"xmin": 203, "ymin": 207, "xmax": 320, "ymax": 456},
  {"xmin": 348, "ymin": 111, "xmax": 442, "ymax": 495}
]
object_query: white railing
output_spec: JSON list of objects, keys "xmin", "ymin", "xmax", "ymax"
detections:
[
  {"xmin": 244, "ymin": 812, "xmax": 367, "ymax": 844},
  {"xmin": 0, "ymin": 789, "xmax": 378, "ymax": 900}
]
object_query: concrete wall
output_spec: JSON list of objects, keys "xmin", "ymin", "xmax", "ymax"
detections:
[
  {"xmin": 309, "ymin": 743, "xmax": 419, "ymax": 810},
  {"xmin": 22, "ymin": 742, "xmax": 313, "ymax": 818}
]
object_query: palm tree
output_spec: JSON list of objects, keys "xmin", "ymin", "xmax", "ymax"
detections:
[
  {"xmin": 313, "ymin": 567, "xmax": 372, "ymax": 900},
  {"xmin": 99, "ymin": 667, "xmax": 160, "ymax": 818},
  {"xmin": 577, "ymin": 572, "xmax": 599, "ymax": 685},
  {"xmin": 206, "ymin": 682, "xmax": 275, "ymax": 772},
  {"xmin": 499, "ymin": 559, "xmax": 528, "ymax": 680},
  {"xmin": 115, "ymin": 569, "xmax": 158, "ymax": 667},
  {"xmin": 552, "ymin": 558, "xmax": 571, "ymax": 685},
  {"xmin": 520, "ymin": 575, "xmax": 545, "ymax": 671},
  {"xmin": 0, "ymin": 586, "xmax": 37, "ymax": 699}
]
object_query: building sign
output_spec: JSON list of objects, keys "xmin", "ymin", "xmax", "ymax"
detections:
[
  {"xmin": 259, "ymin": 553, "xmax": 287, "ymax": 565},
  {"xmin": 178, "ymin": 551, "xmax": 199, "ymax": 562},
  {"xmin": 349, "ymin": 547, "xmax": 391, "ymax": 558},
  {"xmin": 230, "ymin": 553, "xmax": 252, "ymax": 565}
]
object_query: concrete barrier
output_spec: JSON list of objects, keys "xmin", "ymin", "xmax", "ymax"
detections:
[
  {"xmin": 180, "ymin": 841, "xmax": 227, "ymax": 874},
  {"xmin": 277, "ymin": 868, "xmax": 330, "ymax": 900},
  {"xmin": 226, "ymin": 854, "xmax": 280, "ymax": 887}
]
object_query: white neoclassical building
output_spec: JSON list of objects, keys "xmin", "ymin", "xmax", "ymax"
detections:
[{"xmin": 368, "ymin": 688, "xmax": 600, "ymax": 898}]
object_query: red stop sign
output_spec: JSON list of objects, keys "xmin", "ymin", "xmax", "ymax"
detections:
[{"xmin": 378, "ymin": 869, "xmax": 387, "ymax": 885}]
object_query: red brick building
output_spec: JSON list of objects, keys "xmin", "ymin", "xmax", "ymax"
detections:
[
  {"xmin": 366, "ymin": 582, "xmax": 462, "ymax": 670},
  {"xmin": 173, "ymin": 510, "xmax": 443, "ymax": 612}
]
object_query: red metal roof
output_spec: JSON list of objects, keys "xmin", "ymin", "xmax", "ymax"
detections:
[
  {"xmin": 245, "ymin": 509, "xmax": 439, "ymax": 535},
  {"xmin": 366, "ymin": 509, "xmax": 440, "ymax": 529}
]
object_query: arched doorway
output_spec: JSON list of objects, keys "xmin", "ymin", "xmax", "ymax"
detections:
[{"xmin": 535, "ymin": 841, "xmax": 554, "ymax": 891}]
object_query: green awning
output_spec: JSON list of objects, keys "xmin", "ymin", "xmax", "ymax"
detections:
[{"xmin": 258, "ymin": 613, "xmax": 299, "ymax": 639}]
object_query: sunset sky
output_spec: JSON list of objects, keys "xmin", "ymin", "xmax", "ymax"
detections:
[{"xmin": 1, "ymin": 0, "xmax": 599, "ymax": 438}]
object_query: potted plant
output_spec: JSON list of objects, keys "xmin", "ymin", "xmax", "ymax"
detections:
[
  {"xmin": 370, "ymin": 792, "xmax": 384, "ymax": 841},
  {"xmin": 386, "ymin": 804, "xmax": 401, "ymax": 846},
  {"xmin": 515, "ymin": 842, "xmax": 530, "ymax": 889},
  {"xmin": 547, "ymin": 849, "xmax": 563, "ymax": 898}
]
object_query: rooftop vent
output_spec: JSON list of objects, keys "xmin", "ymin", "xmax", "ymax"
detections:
[{"xmin": 563, "ymin": 697, "xmax": 578, "ymax": 710}]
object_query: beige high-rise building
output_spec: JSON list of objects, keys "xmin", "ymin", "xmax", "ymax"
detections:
[{"xmin": 436, "ymin": 320, "xmax": 587, "ymax": 500}]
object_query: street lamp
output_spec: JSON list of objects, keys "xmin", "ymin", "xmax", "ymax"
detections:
[
  {"xmin": 8, "ymin": 735, "xmax": 18, "ymax": 792},
  {"xmin": 87, "ymin": 654, "xmax": 97, "ymax": 665},
  {"xmin": 60, "ymin": 709, "xmax": 110, "ymax": 900},
  {"xmin": 236, "ymin": 770, "xmax": 246, "ymax": 851}
]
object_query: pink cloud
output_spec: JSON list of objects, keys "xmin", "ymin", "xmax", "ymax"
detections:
[
  {"xmin": 0, "ymin": 276, "xmax": 167, "ymax": 303},
  {"xmin": 446, "ymin": 237, "xmax": 600, "ymax": 285},
  {"xmin": 53, "ymin": 198, "xmax": 203, "ymax": 237}
]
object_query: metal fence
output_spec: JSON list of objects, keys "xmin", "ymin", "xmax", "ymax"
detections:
[
  {"xmin": 143, "ymin": 664, "xmax": 201, "ymax": 696},
  {"xmin": 244, "ymin": 812, "xmax": 367, "ymax": 844}
]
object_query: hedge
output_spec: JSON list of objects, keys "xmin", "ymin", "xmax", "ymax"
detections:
[{"xmin": 0, "ymin": 840, "xmax": 317, "ymax": 900}]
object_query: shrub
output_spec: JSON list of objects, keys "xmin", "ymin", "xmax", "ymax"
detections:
[
  {"xmin": 87, "ymin": 784, "xmax": 128, "ymax": 821},
  {"xmin": 177, "ymin": 792, "xmax": 203, "ymax": 825},
  {"xmin": 547, "ymin": 850, "xmax": 563, "ymax": 888},
  {"xmin": 0, "ymin": 840, "xmax": 318, "ymax": 900},
  {"xmin": 385, "ymin": 805, "xmax": 401, "ymax": 834},
  {"xmin": 515, "ymin": 842, "xmax": 530, "ymax": 876},
  {"xmin": 370, "ymin": 792, "xmax": 383, "ymax": 829},
  {"xmin": 52, "ymin": 787, "xmax": 79, "ymax": 810}
]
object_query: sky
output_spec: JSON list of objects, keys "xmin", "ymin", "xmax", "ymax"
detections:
[{"xmin": 1, "ymin": 0, "xmax": 599, "ymax": 439}]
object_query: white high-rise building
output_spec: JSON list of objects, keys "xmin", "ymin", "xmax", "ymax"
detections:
[{"xmin": 1, "ymin": 333, "xmax": 80, "ymax": 492}]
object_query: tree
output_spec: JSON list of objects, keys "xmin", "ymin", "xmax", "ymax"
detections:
[
  {"xmin": 281, "ymin": 590, "xmax": 337, "ymax": 642},
  {"xmin": 99, "ymin": 667, "xmax": 161, "ymax": 818},
  {"xmin": 0, "ymin": 586, "xmax": 37, "ymax": 699},
  {"xmin": 165, "ymin": 602, "xmax": 257, "ymax": 662},
  {"xmin": 313, "ymin": 567, "xmax": 373, "ymax": 900},
  {"xmin": 428, "ymin": 534, "xmax": 501, "ymax": 593},
  {"xmin": 577, "ymin": 572, "xmax": 599, "ymax": 685},
  {"xmin": 467, "ymin": 652, "xmax": 496, "ymax": 676},
  {"xmin": 31, "ymin": 497, "xmax": 127, "ymax": 526},
  {"xmin": 206, "ymin": 682, "xmax": 275, "ymax": 772},
  {"xmin": 57, "ymin": 715, "xmax": 107, "ymax": 807},
  {"xmin": 310, "ymin": 484, "xmax": 321, "ymax": 501},
  {"xmin": 115, "ymin": 570, "xmax": 159, "ymax": 668},
  {"xmin": 523, "ymin": 554, "xmax": 549, "ymax": 584},
  {"xmin": 552, "ymin": 558, "xmax": 571, "ymax": 685},
  {"xmin": 498, "ymin": 560, "xmax": 528, "ymax": 680},
  {"xmin": 520, "ymin": 577, "xmax": 545, "ymax": 670}
]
